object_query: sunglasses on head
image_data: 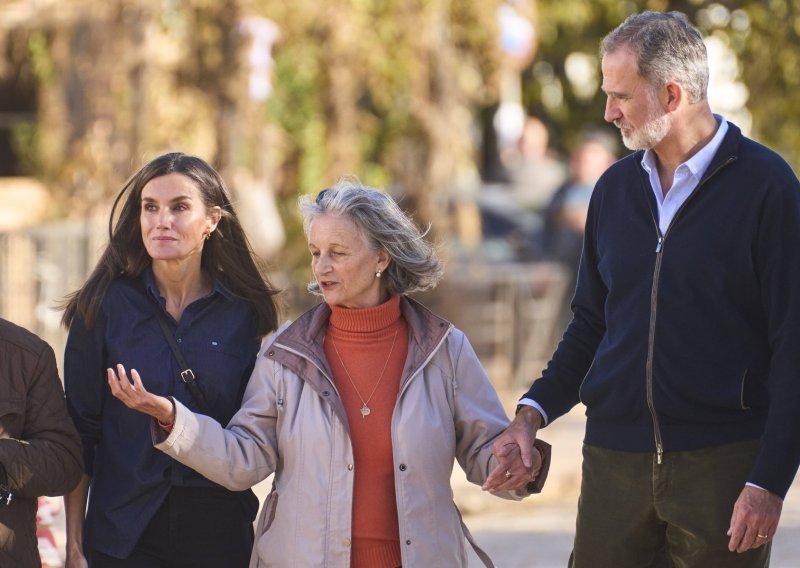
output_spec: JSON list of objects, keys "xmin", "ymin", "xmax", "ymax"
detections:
[{"xmin": 315, "ymin": 189, "xmax": 330, "ymax": 205}]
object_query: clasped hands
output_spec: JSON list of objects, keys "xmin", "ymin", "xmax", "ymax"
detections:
[{"xmin": 482, "ymin": 406, "xmax": 543, "ymax": 492}]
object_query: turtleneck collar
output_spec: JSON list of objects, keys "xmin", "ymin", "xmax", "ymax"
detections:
[{"xmin": 328, "ymin": 295, "xmax": 402, "ymax": 334}]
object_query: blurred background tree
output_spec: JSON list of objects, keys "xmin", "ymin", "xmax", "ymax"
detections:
[
  {"xmin": 1, "ymin": 0, "xmax": 799, "ymax": 245},
  {"xmin": 528, "ymin": 0, "xmax": 800, "ymax": 166}
]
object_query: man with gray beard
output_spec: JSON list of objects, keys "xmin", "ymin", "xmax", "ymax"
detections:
[{"xmin": 483, "ymin": 11, "xmax": 800, "ymax": 568}]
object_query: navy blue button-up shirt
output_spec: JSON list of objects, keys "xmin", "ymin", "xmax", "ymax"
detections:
[{"xmin": 65, "ymin": 268, "xmax": 260, "ymax": 558}]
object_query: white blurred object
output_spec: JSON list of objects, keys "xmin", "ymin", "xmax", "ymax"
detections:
[
  {"xmin": 705, "ymin": 35, "xmax": 751, "ymax": 135},
  {"xmin": 240, "ymin": 17, "xmax": 281, "ymax": 102},
  {"xmin": 232, "ymin": 173, "xmax": 285, "ymax": 259}
]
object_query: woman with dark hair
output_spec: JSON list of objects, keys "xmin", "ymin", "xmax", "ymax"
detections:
[
  {"xmin": 62, "ymin": 152, "xmax": 280, "ymax": 568},
  {"xmin": 106, "ymin": 179, "xmax": 550, "ymax": 568}
]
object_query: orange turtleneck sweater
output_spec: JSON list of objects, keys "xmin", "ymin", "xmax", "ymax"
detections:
[{"xmin": 324, "ymin": 295, "xmax": 409, "ymax": 568}]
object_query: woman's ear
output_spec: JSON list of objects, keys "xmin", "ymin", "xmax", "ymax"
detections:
[
  {"xmin": 208, "ymin": 206, "xmax": 222, "ymax": 233},
  {"xmin": 378, "ymin": 248, "xmax": 391, "ymax": 273}
]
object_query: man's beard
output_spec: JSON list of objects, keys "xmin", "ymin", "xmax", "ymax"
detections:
[{"xmin": 615, "ymin": 93, "xmax": 671, "ymax": 151}]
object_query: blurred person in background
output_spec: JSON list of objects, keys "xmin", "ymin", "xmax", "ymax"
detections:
[
  {"xmin": 61, "ymin": 153, "xmax": 280, "ymax": 568},
  {"xmin": 106, "ymin": 179, "xmax": 551, "ymax": 568},
  {"xmin": 509, "ymin": 115, "xmax": 567, "ymax": 212},
  {"xmin": 542, "ymin": 128, "xmax": 618, "ymax": 271},
  {"xmin": 0, "ymin": 318, "xmax": 83, "ymax": 567},
  {"xmin": 486, "ymin": 10, "xmax": 800, "ymax": 568}
]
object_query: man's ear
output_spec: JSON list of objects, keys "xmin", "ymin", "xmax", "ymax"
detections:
[{"xmin": 665, "ymin": 81, "xmax": 682, "ymax": 111}]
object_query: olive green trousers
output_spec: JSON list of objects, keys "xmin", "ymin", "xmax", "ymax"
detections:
[{"xmin": 569, "ymin": 440, "xmax": 771, "ymax": 568}]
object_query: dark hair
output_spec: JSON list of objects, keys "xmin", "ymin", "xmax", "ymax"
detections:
[{"xmin": 61, "ymin": 152, "xmax": 280, "ymax": 336}]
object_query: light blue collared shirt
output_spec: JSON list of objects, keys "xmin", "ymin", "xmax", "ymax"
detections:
[{"xmin": 643, "ymin": 115, "xmax": 728, "ymax": 235}]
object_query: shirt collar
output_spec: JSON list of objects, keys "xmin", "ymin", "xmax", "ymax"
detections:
[
  {"xmin": 143, "ymin": 264, "xmax": 233, "ymax": 303},
  {"xmin": 641, "ymin": 114, "xmax": 729, "ymax": 180}
]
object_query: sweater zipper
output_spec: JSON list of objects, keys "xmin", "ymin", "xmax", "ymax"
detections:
[{"xmin": 644, "ymin": 156, "xmax": 736, "ymax": 465}]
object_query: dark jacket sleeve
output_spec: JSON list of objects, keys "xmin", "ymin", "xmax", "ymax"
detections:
[
  {"xmin": 747, "ymin": 160, "xmax": 800, "ymax": 498},
  {"xmin": 522, "ymin": 181, "xmax": 608, "ymax": 423},
  {"xmin": 0, "ymin": 340, "xmax": 83, "ymax": 497},
  {"xmin": 64, "ymin": 312, "xmax": 107, "ymax": 477}
]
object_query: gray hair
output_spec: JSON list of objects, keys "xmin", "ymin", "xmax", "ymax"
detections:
[
  {"xmin": 299, "ymin": 178, "xmax": 445, "ymax": 296},
  {"xmin": 601, "ymin": 11, "xmax": 708, "ymax": 104}
]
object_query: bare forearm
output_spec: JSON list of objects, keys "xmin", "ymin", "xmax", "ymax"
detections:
[{"xmin": 65, "ymin": 474, "xmax": 90, "ymax": 553}]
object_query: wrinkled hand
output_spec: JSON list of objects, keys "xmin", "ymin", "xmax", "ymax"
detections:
[
  {"xmin": 727, "ymin": 485, "xmax": 783, "ymax": 553},
  {"xmin": 482, "ymin": 442, "xmax": 543, "ymax": 492},
  {"xmin": 107, "ymin": 364, "xmax": 175, "ymax": 424},
  {"xmin": 482, "ymin": 406, "xmax": 542, "ymax": 492}
]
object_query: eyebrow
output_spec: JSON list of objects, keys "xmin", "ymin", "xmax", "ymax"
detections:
[{"xmin": 141, "ymin": 195, "xmax": 194, "ymax": 203}]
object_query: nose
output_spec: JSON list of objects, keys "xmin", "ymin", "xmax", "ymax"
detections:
[
  {"xmin": 156, "ymin": 208, "xmax": 172, "ymax": 229},
  {"xmin": 314, "ymin": 253, "xmax": 332, "ymax": 275},
  {"xmin": 604, "ymin": 96, "xmax": 620, "ymax": 124}
]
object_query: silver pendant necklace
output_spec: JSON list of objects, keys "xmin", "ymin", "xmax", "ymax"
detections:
[{"xmin": 330, "ymin": 328, "xmax": 400, "ymax": 418}]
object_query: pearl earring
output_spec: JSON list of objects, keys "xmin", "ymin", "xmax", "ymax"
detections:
[{"xmin": 376, "ymin": 270, "xmax": 382, "ymax": 279}]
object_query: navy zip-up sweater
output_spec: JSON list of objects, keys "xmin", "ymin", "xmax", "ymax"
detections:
[{"xmin": 525, "ymin": 122, "xmax": 800, "ymax": 498}]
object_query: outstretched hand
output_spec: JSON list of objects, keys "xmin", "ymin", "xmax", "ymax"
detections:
[
  {"xmin": 107, "ymin": 364, "xmax": 175, "ymax": 424},
  {"xmin": 482, "ymin": 405, "xmax": 543, "ymax": 492}
]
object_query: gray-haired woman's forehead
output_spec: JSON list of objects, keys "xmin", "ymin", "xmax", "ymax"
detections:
[{"xmin": 299, "ymin": 178, "xmax": 444, "ymax": 296}]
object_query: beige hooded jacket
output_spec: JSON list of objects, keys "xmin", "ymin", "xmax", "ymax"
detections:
[{"xmin": 155, "ymin": 297, "xmax": 548, "ymax": 567}]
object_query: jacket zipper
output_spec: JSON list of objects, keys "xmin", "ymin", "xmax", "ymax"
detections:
[
  {"xmin": 643, "ymin": 156, "xmax": 736, "ymax": 465},
  {"xmin": 397, "ymin": 325, "xmax": 453, "ymax": 400}
]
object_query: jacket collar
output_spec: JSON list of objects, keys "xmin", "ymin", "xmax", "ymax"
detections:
[
  {"xmin": 266, "ymin": 296, "xmax": 452, "ymax": 432},
  {"xmin": 633, "ymin": 120, "xmax": 743, "ymax": 208},
  {"xmin": 633, "ymin": 120, "xmax": 742, "ymax": 182}
]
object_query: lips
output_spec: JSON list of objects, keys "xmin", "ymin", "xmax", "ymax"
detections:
[{"xmin": 319, "ymin": 281, "xmax": 337, "ymax": 289}]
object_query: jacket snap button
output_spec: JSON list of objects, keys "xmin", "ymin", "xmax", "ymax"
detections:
[
  {"xmin": 268, "ymin": 350, "xmax": 274, "ymax": 356},
  {"xmin": 322, "ymin": 390, "xmax": 330, "ymax": 396},
  {"xmin": 398, "ymin": 464, "xmax": 407, "ymax": 471},
  {"xmin": 347, "ymin": 463, "xmax": 353, "ymax": 471},
  {"xmin": 406, "ymin": 539, "xmax": 412, "ymax": 545}
]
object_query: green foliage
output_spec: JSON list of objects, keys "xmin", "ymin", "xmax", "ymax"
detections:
[
  {"xmin": 529, "ymin": 0, "xmax": 800, "ymax": 170},
  {"xmin": 737, "ymin": 0, "xmax": 800, "ymax": 167},
  {"xmin": 27, "ymin": 32, "xmax": 54, "ymax": 85},
  {"xmin": 10, "ymin": 122, "xmax": 41, "ymax": 176}
]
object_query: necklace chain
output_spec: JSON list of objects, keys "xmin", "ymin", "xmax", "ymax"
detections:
[{"xmin": 329, "ymin": 328, "xmax": 400, "ymax": 419}]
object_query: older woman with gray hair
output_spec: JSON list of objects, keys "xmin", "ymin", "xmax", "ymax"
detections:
[{"xmin": 107, "ymin": 179, "xmax": 550, "ymax": 568}]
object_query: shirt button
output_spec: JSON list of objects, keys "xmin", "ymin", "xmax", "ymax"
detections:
[
  {"xmin": 347, "ymin": 464, "xmax": 354, "ymax": 471},
  {"xmin": 343, "ymin": 537, "xmax": 351, "ymax": 547},
  {"xmin": 177, "ymin": 338, "xmax": 182, "ymax": 343},
  {"xmin": 398, "ymin": 464, "xmax": 407, "ymax": 471}
]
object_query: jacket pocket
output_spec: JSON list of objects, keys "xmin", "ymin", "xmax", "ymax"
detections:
[
  {"xmin": 657, "ymin": 356, "xmax": 764, "ymax": 421},
  {"xmin": 260, "ymin": 489, "xmax": 279, "ymax": 533},
  {"xmin": 0, "ymin": 399, "xmax": 24, "ymax": 438}
]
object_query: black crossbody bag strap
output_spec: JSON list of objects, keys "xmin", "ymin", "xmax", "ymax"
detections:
[{"xmin": 149, "ymin": 300, "xmax": 210, "ymax": 414}]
